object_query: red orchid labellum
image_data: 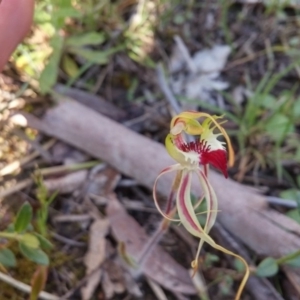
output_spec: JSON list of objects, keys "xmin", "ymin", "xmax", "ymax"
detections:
[{"xmin": 153, "ymin": 111, "xmax": 249, "ymax": 300}]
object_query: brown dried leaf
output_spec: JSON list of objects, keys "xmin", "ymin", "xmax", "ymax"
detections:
[
  {"xmin": 81, "ymin": 219, "xmax": 109, "ymax": 300},
  {"xmin": 106, "ymin": 194, "xmax": 196, "ymax": 295},
  {"xmin": 81, "ymin": 269, "xmax": 102, "ymax": 300}
]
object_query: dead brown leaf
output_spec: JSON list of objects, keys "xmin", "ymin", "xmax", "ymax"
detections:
[{"xmin": 81, "ymin": 219, "xmax": 109, "ymax": 300}]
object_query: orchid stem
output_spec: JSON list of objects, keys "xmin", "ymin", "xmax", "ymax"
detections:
[
  {"xmin": 136, "ymin": 220, "xmax": 169, "ymax": 266},
  {"xmin": 137, "ymin": 207, "xmax": 178, "ymax": 266}
]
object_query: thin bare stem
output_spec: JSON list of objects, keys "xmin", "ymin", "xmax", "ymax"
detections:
[
  {"xmin": 0, "ymin": 271, "xmax": 58, "ymax": 300},
  {"xmin": 136, "ymin": 210, "xmax": 176, "ymax": 268}
]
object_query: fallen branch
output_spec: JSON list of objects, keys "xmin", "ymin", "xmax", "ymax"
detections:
[{"xmin": 12, "ymin": 99, "xmax": 300, "ymax": 291}]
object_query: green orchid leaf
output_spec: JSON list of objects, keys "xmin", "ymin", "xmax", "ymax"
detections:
[
  {"xmin": 234, "ymin": 258, "xmax": 246, "ymax": 272},
  {"xmin": 256, "ymin": 257, "xmax": 279, "ymax": 277},
  {"xmin": 39, "ymin": 34, "xmax": 64, "ymax": 94},
  {"xmin": 14, "ymin": 202, "xmax": 32, "ymax": 233},
  {"xmin": 68, "ymin": 45, "xmax": 123, "ymax": 64},
  {"xmin": 21, "ymin": 233, "xmax": 40, "ymax": 249},
  {"xmin": 34, "ymin": 233, "xmax": 53, "ymax": 250},
  {"xmin": 257, "ymin": 94, "xmax": 277, "ymax": 109},
  {"xmin": 265, "ymin": 113, "xmax": 294, "ymax": 142},
  {"xmin": 62, "ymin": 55, "xmax": 79, "ymax": 78},
  {"xmin": 293, "ymin": 98, "xmax": 300, "ymax": 119},
  {"xmin": 0, "ymin": 248, "xmax": 16, "ymax": 267},
  {"xmin": 66, "ymin": 32, "xmax": 106, "ymax": 47},
  {"xmin": 280, "ymin": 189, "xmax": 300, "ymax": 207},
  {"xmin": 286, "ymin": 209, "xmax": 300, "ymax": 224},
  {"xmin": 286, "ymin": 256, "xmax": 300, "ymax": 268},
  {"xmin": 19, "ymin": 243, "xmax": 49, "ymax": 265}
]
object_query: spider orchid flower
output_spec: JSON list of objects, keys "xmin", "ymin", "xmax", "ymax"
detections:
[{"xmin": 153, "ymin": 111, "xmax": 249, "ymax": 300}]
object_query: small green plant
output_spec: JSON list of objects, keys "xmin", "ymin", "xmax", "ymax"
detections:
[
  {"xmin": 14, "ymin": 0, "xmax": 159, "ymax": 94},
  {"xmin": 219, "ymin": 274, "xmax": 234, "ymax": 297},
  {"xmin": 34, "ymin": 174, "xmax": 58, "ymax": 237},
  {"xmin": 0, "ymin": 202, "xmax": 52, "ymax": 269},
  {"xmin": 280, "ymin": 177, "xmax": 300, "ymax": 223},
  {"xmin": 256, "ymin": 249, "xmax": 300, "ymax": 278},
  {"xmin": 0, "ymin": 199, "xmax": 53, "ymax": 299},
  {"xmin": 219, "ymin": 0, "xmax": 233, "ymax": 48},
  {"xmin": 264, "ymin": 0, "xmax": 292, "ymax": 17}
]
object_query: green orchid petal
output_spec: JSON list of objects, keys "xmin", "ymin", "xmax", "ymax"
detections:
[
  {"xmin": 191, "ymin": 239, "xmax": 205, "ymax": 275},
  {"xmin": 193, "ymin": 194, "xmax": 205, "ymax": 210},
  {"xmin": 165, "ymin": 134, "xmax": 199, "ymax": 167},
  {"xmin": 194, "ymin": 169, "xmax": 249, "ymax": 300},
  {"xmin": 192, "ymin": 238, "xmax": 250, "ymax": 300},
  {"xmin": 200, "ymin": 118, "xmax": 226, "ymax": 151},
  {"xmin": 171, "ymin": 111, "xmax": 235, "ymax": 167},
  {"xmin": 197, "ymin": 169, "xmax": 218, "ymax": 233},
  {"xmin": 176, "ymin": 170, "xmax": 214, "ymax": 245},
  {"xmin": 201, "ymin": 116, "xmax": 234, "ymax": 167},
  {"xmin": 190, "ymin": 169, "xmax": 219, "ymax": 273},
  {"xmin": 171, "ymin": 117, "xmax": 203, "ymax": 135},
  {"xmin": 153, "ymin": 164, "xmax": 182, "ymax": 222},
  {"xmin": 165, "ymin": 134, "xmax": 186, "ymax": 164}
]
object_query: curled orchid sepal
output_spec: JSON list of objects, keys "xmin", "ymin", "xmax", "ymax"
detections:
[{"xmin": 153, "ymin": 111, "xmax": 249, "ymax": 300}]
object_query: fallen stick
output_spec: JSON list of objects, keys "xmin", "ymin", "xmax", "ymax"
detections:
[
  {"xmin": 54, "ymin": 84, "xmax": 127, "ymax": 121},
  {"xmin": 13, "ymin": 99, "xmax": 300, "ymax": 257}
]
